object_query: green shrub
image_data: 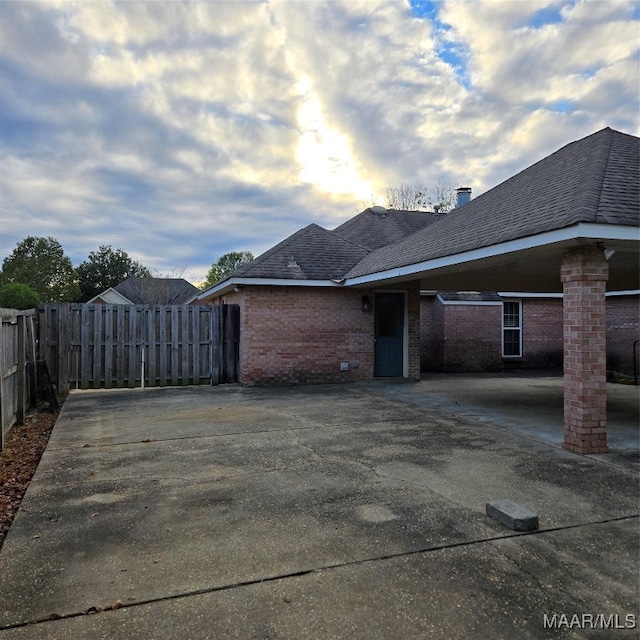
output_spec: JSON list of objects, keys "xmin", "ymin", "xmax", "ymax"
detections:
[{"xmin": 0, "ymin": 283, "xmax": 42, "ymax": 310}]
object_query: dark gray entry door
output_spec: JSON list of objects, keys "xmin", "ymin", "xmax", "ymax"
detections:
[{"xmin": 374, "ymin": 292, "xmax": 404, "ymax": 377}]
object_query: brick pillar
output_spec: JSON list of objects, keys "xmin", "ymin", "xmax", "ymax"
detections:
[{"xmin": 561, "ymin": 247, "xmax": 609, "ymax": 454}]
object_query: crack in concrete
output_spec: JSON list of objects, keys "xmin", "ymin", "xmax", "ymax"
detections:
[{"xmin": 3, "ymin": 514, "xmax": 637, "ymax": 632}]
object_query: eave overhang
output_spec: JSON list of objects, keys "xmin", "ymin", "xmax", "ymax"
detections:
[{"xmin": 343, "ymin": 223, "xmax": 639, "ymax": 292}]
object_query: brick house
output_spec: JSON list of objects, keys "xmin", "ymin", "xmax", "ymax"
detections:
[{"xmin": 195, "ymin": 127, "xmax": 639, "ymax": 454}]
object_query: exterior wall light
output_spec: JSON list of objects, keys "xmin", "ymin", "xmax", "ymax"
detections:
[{"xmin": 361, "ymin": 295, "xmax": 371, "ymax": 312}]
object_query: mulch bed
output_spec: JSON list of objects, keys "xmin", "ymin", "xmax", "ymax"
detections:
[{"xmin": 0, "ymin": 408, "xmax": 59, "ymax": 551}]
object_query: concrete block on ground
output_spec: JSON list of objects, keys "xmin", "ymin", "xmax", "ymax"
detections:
[{"xmin": 486, "ymin": 499, "xmax": 539, "ymax": 531}]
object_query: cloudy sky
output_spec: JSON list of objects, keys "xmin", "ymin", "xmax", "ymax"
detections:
[{"xmin": 1, "ymin": 0, "xmax": 638, "ymax": 285}]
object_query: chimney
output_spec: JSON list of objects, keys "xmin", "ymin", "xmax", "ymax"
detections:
[{"xmin": 455, "ymin": 187, "xmax": 472, "ymax": 208}]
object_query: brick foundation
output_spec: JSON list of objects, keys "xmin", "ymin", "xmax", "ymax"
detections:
[{"xmin": 561, "ymin": 247, "xmax": 609, "ymax": 454}]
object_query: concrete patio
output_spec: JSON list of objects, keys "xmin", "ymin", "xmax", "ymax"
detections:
[{"xmin": 0, "ymin": 375, "xmax": 637, "ymax": 639}]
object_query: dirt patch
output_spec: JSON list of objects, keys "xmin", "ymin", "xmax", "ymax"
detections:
[{"xmin": 0, "ymin": 407, "xmax": 59, "ymax": 551}]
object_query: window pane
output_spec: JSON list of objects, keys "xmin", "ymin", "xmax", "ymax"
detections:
[
  {"xmin": 503, "ymin": 301, "xmax": 520, "ymax": 328},
  {"xmin": 377, "ymin": 298, "xmax": 399, "ymax": 337},
  {"xmin": 504, "ymin": 329, "xmax": 521, "ymax": 356}
]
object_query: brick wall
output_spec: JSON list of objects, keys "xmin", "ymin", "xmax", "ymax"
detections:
[
  {"xmin": 228, "ymin": 283, "xmax": 420, "ymax": 385},
  {"xmin": 405, "ymin": 281, "xmax": 422, "ymax": 380},
  {"xmin": 420, "ymin": 295, "xmax": 443, "ymax": 371},
  {"xmin": 607, "ymin": 295, "xmax": 640, "ymax": 376},
  {"xmin": 442, "ymin": 304, "xmax": 503, "ymax": 372},
  {"xmin": 420, "ymin": 294, "xmax": 635, "ymax": 374},
  {"xmin": 521, "ymin": 299, "xmax": 563, "ymax": 369}
]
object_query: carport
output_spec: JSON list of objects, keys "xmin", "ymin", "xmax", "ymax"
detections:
[{"xmin": 344, "ymin": 127, "xmax": 639, "ymax": 455}]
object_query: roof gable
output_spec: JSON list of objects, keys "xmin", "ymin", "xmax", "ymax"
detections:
[
  {"xmin": 231, "ymin": 224, "xmax": 369, "ymax": 281},
  {"xmin": 87, "ymin": 288, "xmax": 133, "ymax": 305}
]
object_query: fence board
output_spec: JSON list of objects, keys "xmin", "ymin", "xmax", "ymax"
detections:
[
  {"xmin": 210, "ymin": 306, "xmax": 221, "ymax": 385},
  {"xmin": 81, "ymin": 305, "xmax": 90, "ymax": 389},
  {"xmin": 104, "ymin": 306, "xmax": 113, "ymax": 387},
  {"xmin": 57, "ymin": 305, "xmax": 70, "ymax": 395},
  {"xmin": 146, "ymin": 307, "xmax": 156, "ymax": 387},
  {"xmin": 181, "ymin": 307, "xmax": 189, "ymax": 385},
  {"xmin": 127, "ymin": 308, "xmax": 137, "ymax": 388}
]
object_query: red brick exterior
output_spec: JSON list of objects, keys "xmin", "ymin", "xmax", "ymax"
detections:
[
  {"xmin": 421, "ymin": 298, "xmax": 502, "ymax": 372},
  {"xmin": 219, "ymin": 282, "xmax": 421, "ymax": 385},
  {"xmin": 406, "ymin": 281, "xmax": 422, "ymax": 380},
  {"xmin": 521, "ymin": 299, "xmax": 564, "ymax": 369},
  {"xmin": 607, "ymin": 295, "xmax": 640, "ymax": 376},
  {"xmin": 420, "ymin": 294, "xmax": 637, "ymax": 377},
  {"xmin": 420, "ymin": 295, "xmax": 443, "ymax": 370},
  {"xmin": 561, "ymin": 247, "xmax": 609, "ymax": 454}
]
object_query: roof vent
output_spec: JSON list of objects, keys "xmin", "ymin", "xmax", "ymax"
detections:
[
  {"xmin": 370, "ymin": 205, "xmax": 387, "ymax": 215},
  {"xmin": 455, "ymin": 187, "xmax": 472, "ymax": 208},
  {"xmin": 287, "ymin": 257, "xmax": 299, "ymax": 268}
]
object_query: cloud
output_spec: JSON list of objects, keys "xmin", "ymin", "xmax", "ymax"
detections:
[{"xmin": 0, "ymin": 0, "xmax": 637, "ymax": 284}]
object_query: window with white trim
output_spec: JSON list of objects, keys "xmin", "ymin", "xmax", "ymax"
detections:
[{"xmin": 502, "ymin": 300, "xmax": 522, "ymax": 357}]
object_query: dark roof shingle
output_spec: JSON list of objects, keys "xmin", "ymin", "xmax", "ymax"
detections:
[
  {"xmin": 230, "ymin": 224, "xmax": 370, "ymax": 281},
  {"xmin": 114, "ymin": 278, "xmax": 199, "ymax": 305},
  {"xmin": 333, "ymin": 208, "xmax": 440, "ymax": 250}
]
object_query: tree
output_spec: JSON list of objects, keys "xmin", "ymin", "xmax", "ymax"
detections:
[
  {"xmin": 0, "ymin": 283, "xmax": 42, "ymax": 310},
  {"xmin": 76, "ymin": 245, "xmax": 151, "ymax": 302},
  {"xmin": 0, "ymin": 236, "xmax": 80, "ymax": 302},
  {"xmin": 205, "ymin": 251, "xmax": 254, "ymax": 287},
  {"xmin": 384, "ymin": 181, "xmax": 457, "ymax": 212}
]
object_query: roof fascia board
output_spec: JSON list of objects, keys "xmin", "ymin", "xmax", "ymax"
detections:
[
  {"xmin": 500, "ymin": 290, "xmax": 639, "ymax": 298},
  {"xmin": 436, "ymin": 294, "xmax": 502, "ymax": 306},
  {"xmin": 196, "ymin": 277, "xmax": 342, "ymax": 300},
  {"xmin": 345, "ymin": 223, "xmax": 639, "ymax": 286},
  {"xmin": 498, "ymin": 292, "xmax": 563, "ymax": 299},
  {"xmin": 605, "ymin": 289, "xmax": 640, "ymax": 297}
]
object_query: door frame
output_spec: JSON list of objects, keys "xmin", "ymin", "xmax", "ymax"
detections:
[{"xmin": 373, "ymin": 290, "xmax": 408, "ymax": 378}]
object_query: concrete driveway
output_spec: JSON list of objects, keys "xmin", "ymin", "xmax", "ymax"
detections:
[{"xmin": 0, "ymin": 377, "xmax": 638, "ymax": 639}]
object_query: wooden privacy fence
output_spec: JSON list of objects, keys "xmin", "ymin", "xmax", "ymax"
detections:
[
  {"xmin": 40, "ymin": 303, "xmax": 239, "ymax": 394},
  {"xmin": 0, "ymin": 308, "xmax": 39, "ymax": 450}
]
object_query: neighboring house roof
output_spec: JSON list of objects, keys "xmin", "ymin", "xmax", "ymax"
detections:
[
  {"xmin": 346, "ymin": 127, "xmax": 639, "ymax": 279},
  {"xmin": 90, "ymin": 278, "xmax": 199, "ymax": 305},
  {"xmin": 88, "ymin": 288, "xmax": 134, "ymax": 305}
]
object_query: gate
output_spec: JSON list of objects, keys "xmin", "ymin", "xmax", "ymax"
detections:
[{"xmin": 40, "ymin": 303, "xmax": 239, "ymax": 393}]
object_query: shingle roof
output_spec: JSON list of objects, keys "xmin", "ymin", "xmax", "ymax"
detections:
[
  {"xmin": 346, "ymin": 127, "xmax": 639, "ymax": 279},
  {"xmin": 230, "ymin": 224, "xmax": 370, "ymax": 281},
  {"xmin": 222, "ymin": 211, "xmax": 438, "ymax": 283},
  {"xmin": 333, "ymin": 208, "xmax": 439, "ymax": 250},
  {"xmin": 114, "ymin": 278, "xmax": 199, "ymax": 305}
]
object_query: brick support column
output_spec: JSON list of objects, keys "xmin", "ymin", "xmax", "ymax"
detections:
[{"xmin": 561, "ymin": 246, "xmax": 609, "ymax": 454}]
